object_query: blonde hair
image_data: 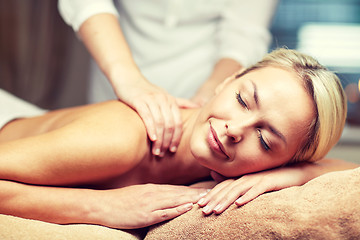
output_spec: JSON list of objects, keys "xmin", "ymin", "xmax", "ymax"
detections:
[{"xmin": 236, "ymin": 48, "xmax": 347, "ymax": 163}]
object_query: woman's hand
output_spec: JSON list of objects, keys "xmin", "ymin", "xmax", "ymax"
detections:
[
  {"xmin": 93, "ymin": 184, "xmax": 208, "ymax": 229},
  {"xmin": 197, "ymin": 164, "xmax": 315, "ymax": 215},
  {"xmin": 0, "ymin": 180, "xmax": 208, "ymax": 230},
  {"xmin": 114, "ymin": 78, "xmax": 198, "ymax": 157}
]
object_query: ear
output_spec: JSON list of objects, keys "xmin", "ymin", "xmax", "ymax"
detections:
[{"xmin": 215, "ymin": 68, "xmax": 245, "ymax": 95}]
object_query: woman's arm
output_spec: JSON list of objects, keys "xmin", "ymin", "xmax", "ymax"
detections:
[
  {"xmin": 0, "ymin": 100, "xmax": 209, "ymax": 229},
  {"xmin": 0, "ymin": 179, "xmax": 207, "ymax": 229},
  {"xmin": 197, "ymin": 158, "xmax": 359, "ymax": 215},
  {"xmin": 0, "ymin": 101, "xmax": 148, "ymax": 186}
]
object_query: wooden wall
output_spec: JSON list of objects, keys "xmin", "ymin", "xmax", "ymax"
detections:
[{"xmin": 0, "ymin": 0, "xmax": 90, "ymax": 109}]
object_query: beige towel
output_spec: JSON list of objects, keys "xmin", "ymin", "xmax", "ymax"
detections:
[
  {"xmin": 1, "ymin": 168, "xmax": 359, "ymax": 239},
  {"xmin": 0, "ymin": 214, "xmax": 145, "ymax": 240},
  {"xmin": 146, "ymin": 167, "xmax": 360, "ymax": 240}
]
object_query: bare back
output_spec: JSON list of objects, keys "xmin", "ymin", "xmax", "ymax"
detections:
[{"xmin": 0, "ymin": 101, "xmax": 150, "ymax": 186}]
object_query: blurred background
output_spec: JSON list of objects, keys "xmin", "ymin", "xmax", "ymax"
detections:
[
  {"xmin": 0, "ymin": 0, "xmax": 90, "ymax": 109},
  {"xmin": 267, "ymin": 0, "xmax": 360, "ymax": 162},
  {"xmin": 270, "ymin": 0, "xmax": 360, "ymax": 126},
  {"xmin": 0, "ymin": 0, "xmax": 359, "ymax": 160}
]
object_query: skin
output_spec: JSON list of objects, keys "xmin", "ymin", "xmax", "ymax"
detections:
[
  {"xmin": 0, "ymin": 66, "xmax": 358, "ymax": 228},
  {"xmin": 79, "ymin": 13, "xmax": 242, "ymax": 157},
  {"xmin": 0, "ymin": 102, "xmax": 209, "ymax": 229},
  {"xmin": 190, "ymin": 67, "xmax": 315, "ymax": 176}
]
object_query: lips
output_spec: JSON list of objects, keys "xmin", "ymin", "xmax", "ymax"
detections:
[{"xmin": 208, "ymin": 124, "xmax": 229, "ymax": 158}]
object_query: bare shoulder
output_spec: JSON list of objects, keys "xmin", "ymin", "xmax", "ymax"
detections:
[
  {"xmin": 91, "ymin": 101, "xmax": 146, "ymax": 135},
  {"xmin": 90, "ymin": 101, "xmax": 144, "ymax": 123},
  {"xmin": 82, "ymin": 101, "xmax": 150, "ymax": 159}
]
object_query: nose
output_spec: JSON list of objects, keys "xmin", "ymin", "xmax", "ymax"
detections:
[
  {"xmin": 225, "ymin": 122, "xmax": 242, "ymax": 143},
  {"xmin": 225, "ymin": 119, "xmax": 254, "ymax": 143}
]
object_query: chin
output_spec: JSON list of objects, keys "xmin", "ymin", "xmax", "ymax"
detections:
[
  {"xmin": 190, "ymin": 145, "xmax": 213, "ymax": 168},
  {"xmin": 198, "ymin": 159, "xmax": 220, "ymax": 175},
  {"xmin": 189, "ymin": 128, "xmax": 222, "ymax": 171}
]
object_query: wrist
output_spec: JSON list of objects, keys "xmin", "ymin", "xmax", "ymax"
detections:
[
  {"xmin": 74, "ymin": 189, "xmax": 108, "ymax": 226},
  {"xmin": 105, "ymin": 61, "xmax": 148, "ymax": 96},
  {"xmin": 107, "ymin": 61, "xmax": 144, "ymax": 84},
  {"xmin": 292, "ymin": 162, "xmax": 323, "ymax": 182}
]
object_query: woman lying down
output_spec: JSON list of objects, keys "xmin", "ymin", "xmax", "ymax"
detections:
[{"xmin": 0, "ymin": 49, "xmax": 358, "ymax": 229}]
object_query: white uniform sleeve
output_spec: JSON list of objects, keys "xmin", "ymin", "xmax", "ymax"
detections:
[
  {"xmin": 58, "ymin": 0, "xmax": 119, "ymax": 32},
  {"xmin": 218, "ymin": 0, "xmax": 278, "ymax": 67},
  {"xmin": 0, "ymin": 89, "xmax": 47, "ymax": 130}
]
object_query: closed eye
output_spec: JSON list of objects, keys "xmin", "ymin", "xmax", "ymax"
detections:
[
  {"xmin": 236, "ymin": 92, "xmax": 248, "ymax": 110},
  {"xmin": 257, "ymin": 129, "xmax": 270, "ymax": 151}
]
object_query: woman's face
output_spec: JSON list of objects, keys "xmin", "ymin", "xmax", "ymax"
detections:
[{"xmin": 190, "ymin": 66, "xmax": 315, "ymax": 177}]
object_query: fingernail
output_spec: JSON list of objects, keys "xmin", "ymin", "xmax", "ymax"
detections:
[
  {"xmin": 199, "ymin": 192, "xmax": 207, "ymax": 198},
  {"xmin": 184, "ymin": 203, "xmax": 193, "ymax": 211},
  {"xmin": 202, "ymin": 206, "xmax": 211, "ymax": 215},
  {"xmin": 152, "ymin": 134, "xmax": 157, "ymax": 141},
  {"xmin": 235, "ymin": 197, "xmax": 245, "ymax": 206},
  {"xmin": 154, "ymin": 148, "xmax": 160, "ymax": 155},
  {"xmin": 198, "ymin": 198, "xmax": 206, "ymax": 205},
  {"xmin": 170, "ymin": 146, "xmax": 177, "ymax": 152},
  {"xmin": 213, "ymin": 204, "xmax": 222, "ymax": 213},
  {"xmin": 199, "ymin": 189, "xmax": 210, "ymax": 198}
]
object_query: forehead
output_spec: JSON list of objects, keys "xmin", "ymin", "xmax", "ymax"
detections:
[{"xmin": 245, "ymin": 66, "xmax": 306, "ymax": 102}]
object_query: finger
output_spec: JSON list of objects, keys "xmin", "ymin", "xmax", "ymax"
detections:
[
  {"xmin": 157, "ymin": 97, "xmax": 175, "ymax": 155},
  {"xmin": 149, "ymin": 202, "xmax": 193, "ymax": 226},
  {"xmin": 150, "ymin": 186, "xmax": 209, "ymax": 209},
  {"xmin": 235, "ymin": 181, "xmax": 272, "ymax": 206},
  {"xmin": 201, "ymin": 182, "xmax": 242, "ymax": 215},
  {"xmin": 197, "ymin": 179, "xmax": 233, "ymax": 207},
  {"xmin": 175, "ymin": 98, "xmax": 199, "ymax": 109},
  {"xmin": 133, "ymin": 100, "xmax": 157, "ymax": 142},
  {"xmin": 211, "ymin": 185, "xmax": 245, "ymax": 214},
  {"xmin": 197, "ymin": 180, "xmax": 231, "ymax": 206},
  {"xmin": 162, "ymin": 185, "xmax": 209, "ymax": 201},
  {"xmin": 168, "ymin": 102, "xmax": 182, "ymax": 152},
  {"xmin": 199, "ymin": 178, "xmax": 256, "ymax": 215},
  {"xmin": 145, "ymin": 102, "xmax": 164, "ymax": 156}
]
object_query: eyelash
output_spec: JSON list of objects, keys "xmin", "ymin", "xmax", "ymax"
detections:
[
  {"xmin": 236, "ymin": 92, "xmax": 270, "ymax": 151},
  {"xmin": 236, "ymin": 92, "xmax": 248, "ymax": 110},
  {"xmin": 257, "ymin": 129, "xmax": 270, "ymax": 151}
]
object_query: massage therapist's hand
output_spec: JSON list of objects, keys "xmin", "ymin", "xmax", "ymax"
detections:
[
  {"xmin": 198, "ymin": 165, "xmax": 314, "ymax": 215},
  {"xmin": 78, "ymin": 13, "xmax": 198, "ymax": 157},
  {"xmin": 92, "ymin": 184, "xmax": 208, "ymax": 229},
  {"xmin": 114, "ymin": 77, "xmax": 198, "ymax": 157}
]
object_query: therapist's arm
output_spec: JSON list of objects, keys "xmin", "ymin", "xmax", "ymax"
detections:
[
  {"xmin": 192, "ymin": 0, "xmax": 278, "ymax": 106},
  {"xmin": 192, "ymin": 58, "xmax": 243, "ymax": 106},
  {"xmin": 78, "ymin": 13, "xmax": 196, "ymax": 157}
]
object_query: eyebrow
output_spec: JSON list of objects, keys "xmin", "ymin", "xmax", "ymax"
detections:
[{"xmin": 251, "ymin": 81, "xmax": 287, "ymax": 145}]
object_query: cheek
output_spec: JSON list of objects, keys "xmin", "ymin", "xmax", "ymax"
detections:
[
  {"xmin": 226, "ymin": 146, "xmax": 279, "ymax": 176},
  {"xmin": 229, "ymin": 156, "xmax": 261, "ymax": 176},
  {"xmin": 232, "ymin": 153, "xmax": 288, "ymax": 176},
  {"xmin": 204, "ymin": 91, "xmax": 235, "ymax": 119}
]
